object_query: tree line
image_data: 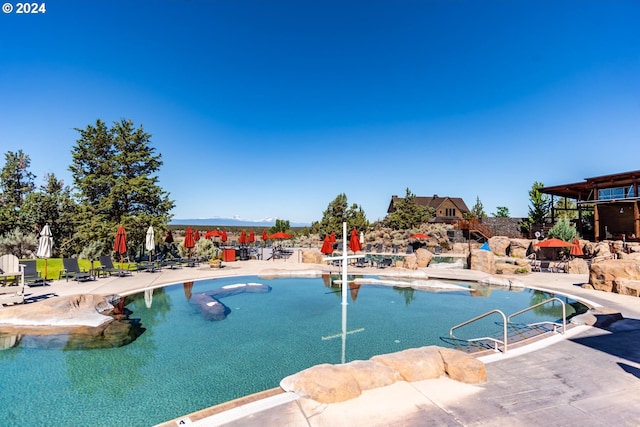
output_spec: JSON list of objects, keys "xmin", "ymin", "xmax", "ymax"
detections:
[{"xmin": 0, "ymin": 119, "xmax": 174, "ymax": 258}]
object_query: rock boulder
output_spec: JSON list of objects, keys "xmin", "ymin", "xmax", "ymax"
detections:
[
  {"xmin": 470, "ymin": 249, "xmax": 495, "ymax": 274},
  {"xmin": 589, "ymin": 259, "xmax": 640, "ymax": 293}
]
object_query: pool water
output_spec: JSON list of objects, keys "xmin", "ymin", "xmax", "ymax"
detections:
[{"xmin": 0, "ymin": 275, "xmax": 578, "ymax": 426}]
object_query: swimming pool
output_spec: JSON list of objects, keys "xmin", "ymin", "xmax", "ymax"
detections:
[{"xmin": 0, "ymin": 275, "xmax": 582, "ymax": 426}]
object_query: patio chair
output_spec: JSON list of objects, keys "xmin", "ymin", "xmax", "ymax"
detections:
[
  {"xmin": 365, "ymin": 244, "xmax": 372, "ymax": 253},
  {"xmin": 376, "ymin": 243, "xmax": 384, "ymax": 253},
  {"xmin": 59, "ymin": 258, "xmax": 93, "ymax": 282},
  {"xmin": 100, "ymin": 255, "xmax": 134, "ymax": 276},
  {"xmin": 354, "ymin": 257, "xmax": 369, "ymax": 268},
  {"xmin": 376, "ymin": 258, "xmax": 393, "ymax": 269},
  {"xmin": 21, "ymin": 260, "xmax": 46, "ymax": 286},
  {"xmin": 406, "ymin": 245, "xmax": 414, "ymax": 254}
]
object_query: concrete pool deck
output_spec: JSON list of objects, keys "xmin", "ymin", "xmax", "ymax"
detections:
[{"xmin": 13, "ymin": 252, "xmax": 640, "ymax": 426}]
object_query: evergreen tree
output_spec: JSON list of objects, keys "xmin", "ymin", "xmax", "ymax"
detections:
[
  {"xmin": 0, "ymin": 150, "xmax": 36, "ymax": 234},
  {"xmin": 492, "ymin": 206, "xmax": 510, "ymax": 217},
  {"xmin": 383, "ymin": 188, "xmax": 432, "ymax": 230},
  {"xmin": 467, "ymin": 196, "xmax": 487, "ymax": 219},
  {"xmin": 70, "ymin": 119, "xmax": 175, "ymax": 256},
  {"xmin": 528, "ymin": 181, "xmax": 550, "ymax": 224},
  {"xmin": 270, "ymin": 219, "xmax": 290, "ymax": 234},
  {"xmin": 312, "ymin": 193, "xmax": 369, "ymax": 238},
  {"xmin": 21, "ymin": 173, "xmax": 78, "ymax": 256}
]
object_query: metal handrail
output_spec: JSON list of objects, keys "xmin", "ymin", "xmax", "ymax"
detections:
[
  {"xmin": 449, "ymin": 309, "xmax": 508, "ymax": 353},
  {"xmin": 506, "ymin": 297, "xmax": 566, "ymax": 335}
]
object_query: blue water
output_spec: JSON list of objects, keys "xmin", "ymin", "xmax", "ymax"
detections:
[{"xmin": 0, "ymin": 275, "xmax": 573, "ymax": 426}]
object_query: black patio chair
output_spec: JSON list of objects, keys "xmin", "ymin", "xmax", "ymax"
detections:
[
  {"xmin": 99, "ymin": 255, "xmax": 133, "ymax": 277},
  {"xmin": 59, "ymin": 258, "xmax": 93, "ymax": 282},
  {"xmin": 22, "ymin": 260, "xmax": 46, "ymax": 286}
]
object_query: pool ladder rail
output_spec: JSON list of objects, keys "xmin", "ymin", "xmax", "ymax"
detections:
[{"xmin": 449, "ymin": 297, "xmax": 567, "ymax": 354}]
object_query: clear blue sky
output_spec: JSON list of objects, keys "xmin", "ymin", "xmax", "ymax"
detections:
[{"xmin": 2, "ymin": 1, "xmax": 639, "ymax": 224}]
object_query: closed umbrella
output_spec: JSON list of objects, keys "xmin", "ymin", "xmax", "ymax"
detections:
[
  {"xmin": 249, "ymin": 230, "xmax": 255, "ymax": 244},
  {"xmin": 330, "ymin": 231, "xmax": 336, "ymax": 243},
  {"xmin": 145, "ymin": 226, "xmax": 155, "ymax": 262},
  {"xmin": 262, "ymin": 229, "xmax": 268, "ymax": 242},
  {"xmin": 36, "ymin": 224, "xmax": 53, "ymax": 281},
  {"xmin": 349, "ymin": 228, "xmax": 361, "ymax": 253},
  {"xmin": 193, "ymin": 229, "xmax": 201, "ymax": 242},
  {"xmin": 239, "ymin": 230, "xmax": 247, "ymax": 246},
  {"xmin": 570, "ymin": 237, "xmax": 584, "ymax": 257},
  {"xmin": 184, "ymin": 227, "xmax": 195, "ymax": 259},
  {"xmin": 321, "ymin": 235, "xmax": 333, "ymax": 255},
  {"xmin": 221, "ymin": 230, "xmax": 228, "ymax": 244},
  {"xmin": 113, "ymin": 225, "xmax": 127, "ymax": 272}
]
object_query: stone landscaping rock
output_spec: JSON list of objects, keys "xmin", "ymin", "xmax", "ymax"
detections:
[
  {"xmin": 280, "ymin": 363, "xmax": 362, "ymax": 403},
  {"xmin": 488, "ymin": 236, "xmax": 510, "ymax": 256},
  {"xmin": 280, "ymin": 346, "xmax": 485, "ymax": 404},
  {"xmin": 566, "ymin": 258, "xmax": 589, "ymax": 274},
  {"xmin": 302, "ymin": 250, "xmax": 324, "ymax": 264},
  {"xmin": 371, "ymin": 346, "xmax": 444, "ymax": 382},
  {"xmin": 415, "ymin": 248, "xmax": 433, "ymax": 268},
  {"xmin": 438, "ymin": 347, "xmax": 487, "ymax": 384},
  {"xmin": 589, "ymin": 259, "xmax": 640, "ymax": 293},
  {"xmin": 470, "ymin": 249, "xmax": 495, "ymax": 274}
]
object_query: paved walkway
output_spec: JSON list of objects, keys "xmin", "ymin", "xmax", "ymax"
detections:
[{"xmin": 13, "ymin": 253, "xmax": 640, "ymax": 426}]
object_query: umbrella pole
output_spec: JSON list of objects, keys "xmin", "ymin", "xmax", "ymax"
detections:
[{"xmin": 44, "ymin": 259, "xmax": 47, "ymax": 282}]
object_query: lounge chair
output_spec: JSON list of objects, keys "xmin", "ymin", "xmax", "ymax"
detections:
[
  {"xmin": 99, "ymin": 255, "xmax": 132, "ymax": 276},
  {"xmin": 354, "ymin": 257, "xmax": 369, "ymax": 268},
  {"xmin": 406, "ymin": 246, "xmax": 414, "ymax": 254},
  {"xmin": 376, "ymin": 244, "xmax": 384, "ymax": 253},
  {"xmin": 59, "ymin": 258, "xmax": 93, "ymax": 282},
  {"xmin": 376, "ymin": 258, "xmax": 393, "ymax": 269},
  {"xmin": 21, "ymin": 260, "xmax": 46, "ymax": 286},
  {"xmin": 365, "ymin": 244, "xmax": 372, "ymax": 253}
]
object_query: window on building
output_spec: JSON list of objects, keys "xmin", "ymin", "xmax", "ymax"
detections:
[
  {"xmin": 445, "ymin": 208, "xmax": 456, "ymax": 217},
  {"xmin": 598, "ymin": 186, "xmax": 634, "ymax": 200}
]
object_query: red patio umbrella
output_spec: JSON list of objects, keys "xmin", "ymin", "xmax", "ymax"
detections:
[
  {"xmin": 570, "ymin": 237, "xmax": 584, "ymax": 257},
  {"xmin": 409, "ymin": 233, "xmax": 430, "ymax": 240},
  {"xmin": 221, "ymin": 230, "xmax": 228, "ymax": 243},
  {"xmin": 193, "ymin": 229, "xmax": 200, "ymax": 242},
  {"xmin": 239, "ymin": 230, "xmax": 248, "ymax": 246},
  {"xmin": 262, "ymin": 229, "xmax": 268, "ymax": 241},
  {"xmin": 184, "ymin": 227, "xmax": 195, "ymax": 258},
  {"xmin": 321, "ymin": 235, "xmax": 333, "ymax": 255},
  {"xmin": 249, "ymin": 230, "xmax": 255, "ymax": 244},
  {"xmin": 269, "ymin": 231, "xmax": 292, "ymax": 240},
  {"xmin": 329, "ymin": 231, "xmax": 336, "ymax": 243},
  {"xmin": 349, "ymin": 228, "xmax": 361, "ymax": 253},
  {"xmin": 534, "ymin": 238, "xmax": 573, "ymax": 248},
  {"xmin": 113, "ymin": 225, "xmax": 127, "ymax": 270}
]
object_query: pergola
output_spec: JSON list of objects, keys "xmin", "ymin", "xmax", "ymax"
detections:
[{"xmin": 540, "ymin": 170, "xmax": 640, "ymax": 242}]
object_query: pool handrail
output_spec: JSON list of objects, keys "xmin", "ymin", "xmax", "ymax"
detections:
[
  {"xmin": 449, "ymin": 309, "xmax": 508, "ymax": 353},
  {"xmin": 506, "ymin": 297, "xmax": 566, "ymax": 335}
]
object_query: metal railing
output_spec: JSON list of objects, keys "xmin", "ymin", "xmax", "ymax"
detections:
[
  {"xmin": 449, "ymin": 298, "xmax": 567, "ymax": 354},
  {"xmin": 507, "ymin": 297, "xmax": 566, "ymax": 335},
  {"xmin": 449, "ymin": 309, "xmax": 508, "ymax": 353}
]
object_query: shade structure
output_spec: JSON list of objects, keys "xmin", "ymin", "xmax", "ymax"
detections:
[
  {"xmin": 349, "ymin": 228, "xmax": 361, "ymax": 253},
  {"xmin": 205, "ymin": 230, "xmax": 223, "ymax": 239},
  {"xmin": 409, "ymin": 233, "xmax": 430, "ymax": 239},
  {"xmin": 534, "ymin": 238, "xmax": 573, "ymax": 248},
  {"xmin": 36, "ymin": 224, "xmax": 53, "ymax": 280},
  {"xmin": 269, "ymin": 231, "xmax": 292, "ymax": 240},
  {"xmin": 329, "ymin": 231, "xmax": 336, "ymax": 243},
  {"xmin": 249, "ymin": 230, "xmax": 255, "ymax": 244},
  {"xmin": 570, "ymin": 237, "xmax": 584, "ymax": 256},
  {"xmin": 239, "ymin": 230, "xmax": 247, "ymax": 246},
  {"xmin": 321, "ymin": 235, "xmax": 333, "ymax": 255},
  {"xmin": 262, "ymin": 229, "xmax": 268, "ymax": 241},
  {"xmin": 145, "ymin": 226, "xmax": 155, "ymax": 261}
]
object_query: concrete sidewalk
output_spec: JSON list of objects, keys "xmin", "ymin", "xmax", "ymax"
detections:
[{"xmin": 13, "ymin": 254, "xmax": 640, "ymax": 427}]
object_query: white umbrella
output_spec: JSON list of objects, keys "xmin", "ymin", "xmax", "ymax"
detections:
[
  {"xmin": 145, "ymin": 226, "xmax": 155, "ymax": 262},
  {"xmin": 36, "ymin": 224, "xmax": 53, "ymax": 280}
]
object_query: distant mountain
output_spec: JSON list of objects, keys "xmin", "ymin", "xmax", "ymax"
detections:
[{"xmin": 169, "ymin": 218, "xmax": 311, "ymax": 228}]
